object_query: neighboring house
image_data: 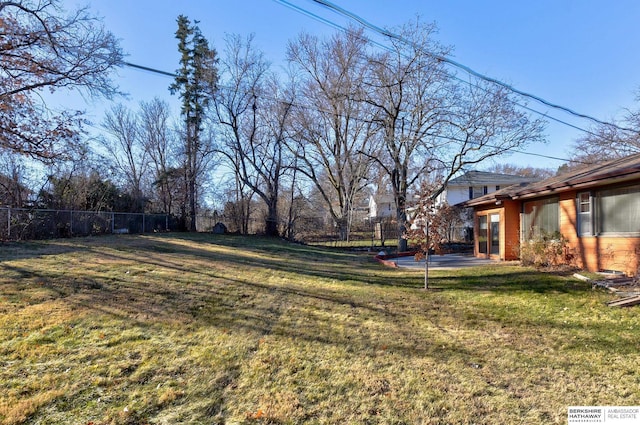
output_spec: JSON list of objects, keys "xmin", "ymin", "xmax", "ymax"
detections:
[
  {"xmin": 368, "ymin": 193, "xmax": 395, "ymax": 220},
  {"xmin": 437, "ymin": 170, "xmax": 539, "ymax": 206},
  {"xmin": 437, "ymin": 171, "xmax": 539, "ymax": 241},
  {"xmin": 462, "ymin": 153, "xmax": 640, "ymax": 276},
  {"xmin": 368, "ymin": 193, "xmax": 396, "ymax": 242}
]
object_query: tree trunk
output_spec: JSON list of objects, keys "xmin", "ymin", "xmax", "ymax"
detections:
[
  {"xmin": 265, "ymin": 199, "xmax": 279, "ymax": 237},
  {"xmin": 188, "ymin": 175, "xmax": 197, "ymax": 232},
  {"xmin": 397, "ymin": 208, "xmax": 408, "ymax": 252}
]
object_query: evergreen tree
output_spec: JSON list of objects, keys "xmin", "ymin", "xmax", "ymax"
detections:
[{"xmin": 169, "ymin": 15, "xmax": 218, "ymax": 231}]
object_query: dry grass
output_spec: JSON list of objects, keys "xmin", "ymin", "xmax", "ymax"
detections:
[{"xmin": 0, "ymin": 233, "xmax": 639, "ymax": 424}]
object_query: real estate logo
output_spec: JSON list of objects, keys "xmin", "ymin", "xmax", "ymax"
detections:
[{"xmin": 568, "ymin": 406, "xmax": 640, "ymax": 424}]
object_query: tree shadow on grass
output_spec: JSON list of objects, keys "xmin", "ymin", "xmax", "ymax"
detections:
[{"xmin": 4, "ymin": 233, "xmax": 637, "ymax": 424}]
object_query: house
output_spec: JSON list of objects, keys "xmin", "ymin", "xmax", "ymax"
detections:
[
  {"xmin": 368, "ymin": 193, "xmax": 395, "ymax": 220},
  {"xmin": 367, "ymin": 193, "xmax": 396, "ymax": 241},
  {"xmin": 462, "ymin": 153, "xmax": 640, "ymax": 276},
  {"xmin": 437, "ymin": 171, "xmax": 539, "ymax": 241},
  {"xmin": 437, "ymin": 170, "xmax": 539, "ymax": 206}
]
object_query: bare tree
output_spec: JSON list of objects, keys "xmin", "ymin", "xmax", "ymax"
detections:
[
  {"xmin": 287, "ymin": 28, "xmax": 379, "ymax": 241},
  {"xmin": 99, "ymin": 104, "xmax": 149, "ymax": 212},
  {"xmin": 366, "ymin": 19, "xmax": 545, "ymax": 251},
  {"xmin": 0, "ymin": 0, "xmax": 123, "ymax": 160},
  {"xmin": 219, "ymin": 176, "xmax": 255, "ymax": 234},
  {"xmin": 139, "ymin": 98, "xmax": 180, "ymax": 214},
  {"xmin": 364, "ymin": 20, "xmax": 450, "ymax": 251},
  {"xmin": 434, "ymin": 80, "xmax": 546, "ymax": 193},
  {"xmin": 569, "ymin": 95, "xmax": 640, "ymax": 164},
  {"xmin": 0, "ymin": 149, "xmax": 30, "ymax": 207},
  {"xmin": 483, "ymin": 163, "xmax": 555, "ymax": 179},
  {"xmin": 214, "ymin": 35, "xmax": 293, "ymax": 236}
]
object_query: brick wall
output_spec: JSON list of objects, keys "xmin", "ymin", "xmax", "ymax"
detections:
[
  {"xmin": 559, "ymin": 190, "xmax": 640, "ymax": 276},
  {"xmin": 474, "ymin": 191, "xmax": 640, "ymax": 275}
]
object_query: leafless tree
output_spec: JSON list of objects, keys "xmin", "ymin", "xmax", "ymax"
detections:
[
  {"xmin": 434, "ymin": 80, "xmax": 546, "ymax": 192},
  {"xmin": 364, "ymin": 20, "xmax": 450, "ymax": 251},
  {"xmin": 287, "ymin": 28, "xmax": 379, "ymax": 241},
  {"xmin": 569, "ymin": 96, "xmax": 640, "ymax": 165},
  {"xmin": 139, "ymin": 98, "xmax": 180, "ymax": 214},
  {"xmin": 366, "ymin": 19, "xmax": 545, "ymax": 251},
  {"xmin": 0, "ymin": 0, "xmax": 123, "ymax": 160},
  {"xmin": 483, "ymin": 163, "xmax": 554, "ymax": 179},
  {"xmin": 99, "ymin": 104, "xmax": 149, "ymax": 212},
  {"xmin": 0, "ymin": 149, "xmax": 30, "ymax": 207},
  {"xmin": 214, "ymin": 35, "xmax": 293, "ymax": 236}
]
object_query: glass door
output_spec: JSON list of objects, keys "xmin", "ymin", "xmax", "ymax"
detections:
[
  {"xmin": 478, "ymin": 215, "xmax": 488, "ymax": 254},
  {"xmin": 490, "ymin": 214, "xmax": 500, "ymax": 256}
]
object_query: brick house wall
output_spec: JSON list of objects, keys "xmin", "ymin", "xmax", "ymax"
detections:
[
  {"xmin": 560, "ymin": 190, "xmax": 640, "ymax": 275},
  {"xmin": 473, "ymin": 189, "xmax": 640, "ymax": 275}
]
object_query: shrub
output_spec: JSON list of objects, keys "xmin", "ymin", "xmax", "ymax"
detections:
[{"xmin": 518, "ymin": 232, "xmax": 569, "ymax": 268}]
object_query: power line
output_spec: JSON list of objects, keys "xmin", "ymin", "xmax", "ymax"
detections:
[
  {"xmin": 123, "ymin": 61, "xmax": 176, "ymax": 78},
  {"xmin": 276, "ymin": 0, "xmax": 638, "ymax": 135},
  {"xmin": 272, "ymin": 0, "xmax": 599, "ymax": 141},
  {"xmin": 120, "ymin": 60, "xmax": 584, "ymax": 164},
  {"xmin": 120, "ymin": 7, "xmax": 613, "ymax": 142}
]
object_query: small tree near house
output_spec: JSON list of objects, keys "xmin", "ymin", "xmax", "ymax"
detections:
[{"xmin": 405, "ymin": 181, "xmax": 455, "ymax": 289}]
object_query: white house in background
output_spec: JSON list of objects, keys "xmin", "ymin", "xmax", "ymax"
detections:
[
  {"xmin": 437, "ymin": 171, "xmax": 539, "ymax": 206},
  {"xmin": 368, "ymin": 193, "xmax": 395, "ymax": 220},
  {"xmin": 436, "ymin": 171, "xmax": 540, "ymax": 241}
]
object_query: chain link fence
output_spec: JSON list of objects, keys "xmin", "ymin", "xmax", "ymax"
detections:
[
  {"xmin": 0, "ymin": 207, "xmax": 402, "ymax": 246},
  {"xmin": 0, "ymin": 207, "xmax": 175, "ymax": 241}
]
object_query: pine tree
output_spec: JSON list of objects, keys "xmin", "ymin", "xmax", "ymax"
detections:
[{"xmin": 169, "ymin": 15, "xmax": 218, "ymax": 231}]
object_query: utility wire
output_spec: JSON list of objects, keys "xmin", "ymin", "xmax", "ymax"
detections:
[
  {"xmin": 120, "ymin": 59, "xmax": 586, "ymax": 164},
  {"xmin": 273, "ymin": 0, "xmax": 601, "ymax": 141},
  {"xmin": 276, "ymin": 0, "xmax": 638, "ymax": 135},
  {"xmin": 123, "ymin": 61, "xmax": 176, "ymax": 78},
  {"xmin": 119, "ymin": 5, "xmax": 618, "ymax": 143}
]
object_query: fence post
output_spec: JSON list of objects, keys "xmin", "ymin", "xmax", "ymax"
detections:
[
  {"xmin": 7, "ymin": 208, "xmax": 10, "ymax": 239},
  {"xmin": 111, "ymin": 212, "xmax": 115, "ymax": 234},
  {"xmin": 142, "ymin": 213, "xmax": 146, "ymax": 234}
]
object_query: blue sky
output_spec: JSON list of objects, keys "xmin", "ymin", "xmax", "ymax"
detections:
[{"xmin": 63, "ymin": 0, "xmax": 640, "ymax": 169}]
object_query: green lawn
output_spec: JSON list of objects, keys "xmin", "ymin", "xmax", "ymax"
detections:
[{"xmin": 0, "ymin": 234, "xmax": 638, "ymax": 424}]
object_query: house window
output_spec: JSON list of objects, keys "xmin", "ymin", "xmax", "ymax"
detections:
[
  {"xmin": 469, "ymin": 186, "xmax": 485, "ymax": 199},
  {"xmin": 597, "ymin": 185, "xmax": 640, "ymax": 234},
  {"xmin": 496, "ymin": 185, "xmax": 500, "ymax": 191},
  {"xmin": 522, "ymin": 197, "xmax": 559, "ymax": 239},
  {"xmin": 578, "ymin": 192, "xmax": 592, "ymax": 236},
  {"xmin": 483, "ymin": 186, "xmax": 488, "ymax": 195}
]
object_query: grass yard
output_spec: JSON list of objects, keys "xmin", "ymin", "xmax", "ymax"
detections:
[{"xmin": 0, "ymin": 234, "xmax": 638, "ymax": 424}]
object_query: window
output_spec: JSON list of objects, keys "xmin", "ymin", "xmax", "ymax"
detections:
[
  {"xmin": 597, "ymin": 185, "xmax": 640, "ymax": 234},
  {"xmin": 483, "ymin": 186, "xmax": 488, "ymax": 195},
  {"xmin": 522, "ymin": 197, "xmax": 559, "ymax": 239},
  {"xmin": 496, "ymin": 185, "xmax": 501, "ymax": 191},
  {"xmin": 578, "ymin": 192, "xmax": 592, "ymax": 236},
  {"xmin": 469, "ymin": 186, "xmax": 485, "ymax": 199}
]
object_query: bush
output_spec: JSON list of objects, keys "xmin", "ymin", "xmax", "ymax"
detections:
[{"xmin": 518, "ymin": 232, "xmax": 569, "ymax": 268}]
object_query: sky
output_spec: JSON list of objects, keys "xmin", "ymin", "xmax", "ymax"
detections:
[{"xmin": 59, "ymin": 0, "xmax": 640, "ymax": 170}]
